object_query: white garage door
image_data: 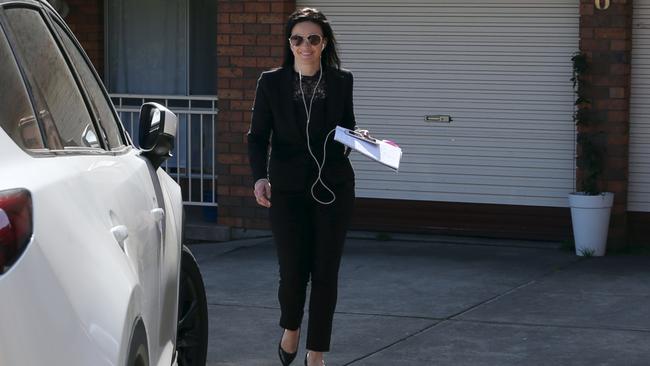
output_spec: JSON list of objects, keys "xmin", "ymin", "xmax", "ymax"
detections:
[
  {"xmin": 630, "ymin": 1, "xmax": 650, "ymax": 212},
  {"xmin": 297, "ymin": 0, "xmax": 578, "ymax": 206}
]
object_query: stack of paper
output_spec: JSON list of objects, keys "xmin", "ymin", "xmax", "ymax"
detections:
[{"xmin": 333, "ymin": 126, "xmax": 402, "ymax": 171}]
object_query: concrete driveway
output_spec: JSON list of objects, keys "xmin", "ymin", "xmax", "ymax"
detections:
[{"xmin": 189, "ymin": 235, "xmax": 650, "ymax": 366}]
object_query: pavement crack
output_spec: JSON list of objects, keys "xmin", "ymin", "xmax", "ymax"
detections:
[
  {"xmin": 344, "ymin": 258, "xmax": 587, "ymax": 364},
  {"xmin": 343, "ymin": 321, "xmax": 439, "ymax": 365}
]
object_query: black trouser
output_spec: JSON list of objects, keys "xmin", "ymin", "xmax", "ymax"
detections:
[{"xmin": 269, "ymin": 181, "xmax": 354, "ymax": 352}]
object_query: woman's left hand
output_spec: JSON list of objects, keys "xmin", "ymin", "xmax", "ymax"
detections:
[{"xmin": 254, "ymin": 178, "xmax": 272, "ymax": 208}]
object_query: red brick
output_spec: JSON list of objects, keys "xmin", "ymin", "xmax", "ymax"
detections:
[
  {"xmin": 218, "ymin": 78, "xmax": 231, "ymax": 89},
  {"xmin": 244, "ymin": 24, "xmax": 270, "ymax": 34},
  {"xmin": 258, "ymin": 35, "xmax": 284, "ymax": 45},
  {"xmin": 581, "ymin": 39, "xmax": 610, "ymax": 52},
  {"xmin": 218, "ymin": 67, "xmax": 244, "ymax": 78},
  {"xmin": 230, "ymin": 13, "xmax": 258, "ymax": 24},
  {"xmin": 595, "ymin": 28, "xmax": 627, "ymax": 39},
  {"xmin": 231, "ymin": 100, "xmax": 254, "ymax": 111},
  {"xmin": 244, "ymin": 2, "xmax": 270, "ymax": 13},
  {"xmin": 230, "ymin": 78, "xmax": 251, "ymax": 89},
  {"xmin": 230, "ymin": 143, "xmax": 249, "ymax": 154},
  {"xmin": 592, "ymin": 75, "xmax": 626, "ymax": 87},
  {"xmin": 231, "ymin": 122, "xmax": 251, "ymax": 132},
  {"xmin": 217, "ymin": 52, "xmax": 232, "ymax": 63},
  {"xmin": 231, "ymin": 186, "xmax": 253, "ymax": 197},
  {"xmin": 595, "ymin": 99, "xmax": 628, "ymax": 110},
  {"xmin": 259, "ymin": 13, "xmax": 285, "ymax": 24},
  {"xmin": 610, "ymin": 40, "xmax": 628, "ymax": 51},
  {"xmin": 610, "ymin": 63, "xmax": 629, "ymax": 75},
  {"xmin": 231, "ymin": 165, "xmax": 251, "ymax": 175},
  {"xmin": 218, "ymin": 13, "xmax": 230, "ymax": 23},
  {"xmin": 219, "ymin": 2, "xmax": 244, "ymax": 13},
  {"xmin": 607, "ymin": 110, "xmax": 628, "ymax": 122},
  {"xmin": 218, "ymin": 153, "xmax": 247, "ymax": 165},
  {"xmin": 232, "ymin": 57, "xmax": 258, "ymax": 67},
  {"xmin": 270, "ymin": 24, "xmax": 285, "ymax": 35},
  {"xmin": 580, "ymin": 3, "xmax": 594, "ymax": 16},
  {"xmin": 257, "ymin": 57, "xmax": 283, "ymax": 68},
  {"xmin": 219, "ymin": 89, "xmax": 244, "ymax": 100},
  {"xmin": 244, "ymin": 46, "xmax": 271, "ymax": 57},
  {"xmin": 271, "ymin": 2, "xmax": 283, "ymax": 13},
  {"xmin": 270, "ymin": 46, "xmax": 284, "ymax": 57},
  {"xmin": 218, "ymin": 23, "xmax": 243, "ymax": 34},
  {"xmin": 231, "ymin": 35, "xmax": 257, "ymax": 45}
]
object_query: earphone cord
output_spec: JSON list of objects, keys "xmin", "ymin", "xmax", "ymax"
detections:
[{"xmin": 299, "ymin": 63, "xmax": 336, "ymax": 205}]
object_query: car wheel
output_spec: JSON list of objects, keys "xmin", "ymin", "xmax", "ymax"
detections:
[{"xmin": 176, "ymin": 245, "xmax": 208, "ymax": 366}]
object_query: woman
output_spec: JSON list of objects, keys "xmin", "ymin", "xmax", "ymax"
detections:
[{"xmin": 247, "ymin": 7, "xmax": 356, "ymax": 366}]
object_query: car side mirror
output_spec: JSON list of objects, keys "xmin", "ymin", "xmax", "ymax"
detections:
[{"xmin": 138, "ymin": 102, "xmax": 177, "ymax": 169}]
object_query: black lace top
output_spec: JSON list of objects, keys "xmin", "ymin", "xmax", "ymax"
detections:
[
  {"xmin": 293, "ymin": 71, "xmax": 328, "ymax": 156},
  {"xmin": 292, "ymin": 70, "xmax": 327, "ymax": 101}
]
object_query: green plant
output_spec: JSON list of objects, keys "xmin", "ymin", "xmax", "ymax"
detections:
[
  {"xmin": 579, "ymin": 247, "xmax": 596, "ymax": 257},
  {"xmin": 572, "ymin": 52, "xmax": 605, "ymax": 195}
]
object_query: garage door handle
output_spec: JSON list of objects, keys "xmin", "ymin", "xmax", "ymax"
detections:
[
  {"xmin": 111, "ymin": 225, "xmax": 129, "ymax": 247},
  {"xmin": 151, "ymin": 208, "xmax": 165, "ymax": 222}
]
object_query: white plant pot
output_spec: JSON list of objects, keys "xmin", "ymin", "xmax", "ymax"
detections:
[{"xmin": 568, "ymin": 192, "xmax": 614, "ymax": 256}]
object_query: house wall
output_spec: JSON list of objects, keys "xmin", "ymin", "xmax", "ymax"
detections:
[
  {"xmin": 64, "ymin": 0, "xmax": 646, "ymax": 248},
  {"xmin": 215, "ymin": 0, "xmax": 295, "ymax": 229},
  {"xmin": 64, "ymin": 0, "xmax": 104, "ymax": 77},
  {"xmin": 579, "ymin": 0, "xmax": 633, "ymax": 248}
]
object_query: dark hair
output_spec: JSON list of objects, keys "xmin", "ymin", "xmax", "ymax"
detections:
[{"xmin": 282, "ymin": 8, "xmax": 341, "ymax": 69}]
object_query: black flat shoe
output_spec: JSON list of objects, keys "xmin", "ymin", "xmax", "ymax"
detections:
[{"xmin": 278, "ymin": 331, "xmax": 297, "ymax": 366}]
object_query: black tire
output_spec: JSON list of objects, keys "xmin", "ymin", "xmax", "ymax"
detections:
[
  {"xmin": 126, "ymin": 320, "xmax": 149, "ymax": 366},
  {"xmin": 176, "ymin": 245, "xmax": 209, "ymax": 366}
]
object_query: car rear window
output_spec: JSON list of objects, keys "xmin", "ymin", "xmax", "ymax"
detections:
[
  {"xmin": 52, "ymin": 19, "xmax": 126, "ymax": 150},
  {"xmin": 0, "ymin": 24, "xmax": 44, "ymax": 150},
  {"xmin": 4, "ymin": 7, "xmax": 100, "ymax": 150}
]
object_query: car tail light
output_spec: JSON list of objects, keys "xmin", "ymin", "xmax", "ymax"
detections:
[{"xmin": 0, "ymin": 189, "xmax": 33, "ymax": 275}]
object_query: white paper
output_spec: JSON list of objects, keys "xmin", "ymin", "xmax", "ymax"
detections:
[{"xmin": 333, "ymin": 126, "xmax": 402, "ymax": 171}]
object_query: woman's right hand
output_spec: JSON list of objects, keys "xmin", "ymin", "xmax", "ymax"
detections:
[{"xmin": 254, "ymin": 178, "xmax": 272, "ymax": 208}]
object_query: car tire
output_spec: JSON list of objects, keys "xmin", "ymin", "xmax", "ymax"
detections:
[
  {"xmin": 126, "ymin": 320, "xmax": 149, "ymax": 366},
  {"xmin": 176, "ymin": 245, "xmax": 208, "ymax": 366}
]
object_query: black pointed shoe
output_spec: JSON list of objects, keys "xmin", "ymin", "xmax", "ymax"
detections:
[{"xmin": 278, "ymin": 332, "xmax": 297, "ymax": 366}]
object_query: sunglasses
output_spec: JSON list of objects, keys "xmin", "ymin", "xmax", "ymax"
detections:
[{"xmin": 288, "ymin": 34, "xmax": 323, "ymax": 47}]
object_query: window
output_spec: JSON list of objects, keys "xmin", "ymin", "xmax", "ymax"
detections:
[
  {"xmin": 52, "ymin": 19, "xmax": 126, "ymax": 150},
  {"xmin": 4, "ymin": 8, "xmax": 99, "ymax": 150},
  {"xmin": 0, "ymin": 23, "xmax": 43, "ymax": 150}
]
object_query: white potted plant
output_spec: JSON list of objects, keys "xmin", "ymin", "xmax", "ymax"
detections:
[{"xmin": 568, "ymin": 52, "xmax": 614, "ymax": 256}]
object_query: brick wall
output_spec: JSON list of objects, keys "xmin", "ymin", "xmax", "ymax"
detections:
[
  {"xmin": 579, "ymin": 0, "xmax": 633, "ymax": 249},
  {"xmin": 64, "ymin": 0, "xmax": 104, "ymax": 77},
  {"xmin": 216, "ymin": 0, "xmax": 296, "ymax": 229}
]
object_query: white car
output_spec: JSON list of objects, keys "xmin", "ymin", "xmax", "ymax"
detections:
[{"xmin": 0, "ymin": 1, "xmax": 208, "ymax": 365}]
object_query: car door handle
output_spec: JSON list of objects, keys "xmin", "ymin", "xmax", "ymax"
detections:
[
  {"xmin": 151, "ymin": 208, "xmax": 165, "ymax": 222},
  {"xmin": 111, "ymin": 225, "xmax": 129, "ymax": 247}
]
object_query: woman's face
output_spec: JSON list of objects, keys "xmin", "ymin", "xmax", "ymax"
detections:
[{"xmin": 289, "ymin": 21, "xmax": 326, "ymax": 68}]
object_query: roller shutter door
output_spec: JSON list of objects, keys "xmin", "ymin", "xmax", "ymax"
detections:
[
  {"xmin": 297, "ymin": 0, "xmax": 578, "ymax": 206},
  {"xmin": 630, "ymin": 1, "xmax": 650, "ymax": 212}
]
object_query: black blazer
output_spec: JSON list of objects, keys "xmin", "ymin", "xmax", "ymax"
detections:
[{"xmin": 248, "ymin": 66, "xmax": 356, "ymax": 192}]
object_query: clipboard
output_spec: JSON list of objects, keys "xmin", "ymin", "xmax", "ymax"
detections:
[{"xmin": 333, "ymin": 126, "xmax": 402, "ymax": 171}]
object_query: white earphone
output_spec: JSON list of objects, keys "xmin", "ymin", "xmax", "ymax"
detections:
[{"xmin": 298, "ymin": 62, "xmax": 337, "ymax": 205}]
